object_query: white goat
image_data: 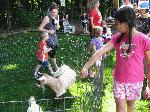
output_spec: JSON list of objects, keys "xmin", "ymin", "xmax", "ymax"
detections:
[
  {"xmin": 27, "ymin": 96, "xmax": 43, "ymax": 112},
  {"xmin": 38, "ymin": 65, "xmax": 76, "ymax": 97}
]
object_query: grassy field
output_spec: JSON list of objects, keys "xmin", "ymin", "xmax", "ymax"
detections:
[{"xmin": 0, "ymin": 31, "xmax": 149, "ymax": 112}]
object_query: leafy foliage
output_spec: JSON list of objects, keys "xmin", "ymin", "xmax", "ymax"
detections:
[
  {"xmin": 16, "ymin": 10, "xmax": 40, "ymax": 28},
  {"xmin": 0, "ymin": 0, "xmax": 114, "ymax": 32}
]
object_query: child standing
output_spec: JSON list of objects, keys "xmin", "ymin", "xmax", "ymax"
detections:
[
  {"xmin": 81, "ymin": 13, "xmax": 88, "ymax": 33},
  {"xmin": 34, "ymin": 32, "xmax": 54, "ymax": 77},
  {"xmin": 82, "ymin": 6, "xmax": 150, "ymax": 112},
  {"xmin": 90, "ymin": 27, "xmax": 103, "ymax": 68}
]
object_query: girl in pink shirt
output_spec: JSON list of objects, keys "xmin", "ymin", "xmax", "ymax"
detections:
[{"xmin": 82, "ymin": 6, "xmax": 150, "ymax": 112}]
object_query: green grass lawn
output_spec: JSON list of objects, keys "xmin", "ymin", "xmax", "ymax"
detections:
[{"xmin": 0, "ymin": 31, "xmax": 149, "ymax": 112}]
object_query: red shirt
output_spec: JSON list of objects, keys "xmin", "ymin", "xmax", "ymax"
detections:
[
  {"xmin": 89, "ymin": 8, "xmax": 102, "ymax": 27},
  {"xmin": 37, "ymin": 40, "xmax": 48, "ymax": 61}
]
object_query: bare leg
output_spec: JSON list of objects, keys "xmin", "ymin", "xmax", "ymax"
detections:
[
  {"xmin": 51, "ymin": 58, "xmax": 59, "ymax": 71},
  {"xmin": 34, "ymin": 64, "xmax": 42, "ymax": 76},
  {"xmin": 47, "ymin": 64, "xmax": 54, "ymax": 76},
  {"xmin": 115, "ymin": 97, "xmax": 126, "ymax": 112},
  {"xmin": 83, "ymin": 27, "xmax": 86, "ymax": 33},
  {"xmin": 127, "ymin": 100, "xmax": 135, "ymax": 112},
  {"xmin": 85, "ymin": 25, "xmax": 88, "ymax": 33}
]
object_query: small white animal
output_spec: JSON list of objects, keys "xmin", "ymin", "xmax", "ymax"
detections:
[
  {"xmin": 27, "ymin": 96, "xmax": 43, "ymax": 112},
  {"xmin": 38, "ymin": 65, "xmax": 76, "ymax": 97}
]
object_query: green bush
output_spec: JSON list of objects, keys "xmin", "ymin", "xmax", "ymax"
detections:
[{"xmin": 16, "ymin": 10, "xmax": 40, "ymax": 28}]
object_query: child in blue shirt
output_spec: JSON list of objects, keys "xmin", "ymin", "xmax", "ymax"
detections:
[
  {"xmin": 87, "ymin": 27, "xmax": 103, "ymax": 77},
  {"xmin": 90, "ymin": 27, "xmax": 103, "ymax": 67}
]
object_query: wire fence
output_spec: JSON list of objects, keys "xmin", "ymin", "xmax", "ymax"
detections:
[
  {"xmin": 0, "ymin": 32, "xmax": 106, "ymax": 112},
  {"xmin": 0, "ymin": 66, "xmax": 104, "ymax": 112},
  {"xmin": 0, "ymin": 97, "xmax": 83, "ymax": 112},
  {"xmin": 0, "ymin": 70, "xmax": 103, "ymax": 112}
]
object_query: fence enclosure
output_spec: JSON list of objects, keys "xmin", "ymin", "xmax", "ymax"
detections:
[{"xmin": 0, "ymin": 32, "xmax": 106, "ymax": 112}]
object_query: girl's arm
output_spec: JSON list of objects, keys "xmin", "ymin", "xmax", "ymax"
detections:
[
  {"xmin": 38, "ymin": 16, "xmax": 55, "ymax": 34},
  {"xmin": 81, "ymin": 41, "xmax": 114, "ymax": 78},
  {"xmin": 145, "ymin": 50, "xmax": 150, "ymax": 98}
]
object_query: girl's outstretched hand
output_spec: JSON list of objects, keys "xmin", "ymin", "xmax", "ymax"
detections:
[
  {"xmin": 144, "ymin": 87, "xmax": 150, "ymax": 99},
  {"xmin": 81, "ymin": 68, "xmax": 88, "ymax": 78}
]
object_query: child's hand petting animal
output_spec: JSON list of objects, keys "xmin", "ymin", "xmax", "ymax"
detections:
[{"xmin": 81, "ymin": 68, "xmax": 88, "ymax": 78}]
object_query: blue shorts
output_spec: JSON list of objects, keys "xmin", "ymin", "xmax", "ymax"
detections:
[{"xmin": 38, "ymin": 60, "xmax": 49, "ymax": 68}]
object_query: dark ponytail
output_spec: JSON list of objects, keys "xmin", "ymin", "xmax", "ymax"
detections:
[
  {"xmin": 116, "ymin": 33, "xmax": 125, "ymax": 44},
  {"xmin": 127, "ymin": 25, "xmax": 132, "ymax": 53},
  {"xmin": 114, "ymin": 6, "xmax": 136, "ymax": 54}
]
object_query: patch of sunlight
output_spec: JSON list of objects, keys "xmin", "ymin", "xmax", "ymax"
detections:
[
  {"xmin": 107, "ymin": 98, "xmax": 116, "ymax": 112},
  {"xmin": 70, "ymin": 82, "xmax": 92, "ymax": 96},
  {"xmin": 105, "ymin": 67, "xmax": 112, "ymax": 72},
  {"xmin": 2, "ymin": 64, "xmax": 17, "ymax": 70},
  {"xmin": 102, "ymin": 89, "xmax": 116, "ymax": 112}
]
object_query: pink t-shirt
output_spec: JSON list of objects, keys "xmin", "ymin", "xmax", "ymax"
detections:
[{"xmin": 111, "ymin": 33, "xmax": 150, "ymax": 83}]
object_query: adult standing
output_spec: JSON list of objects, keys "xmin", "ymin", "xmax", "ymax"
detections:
[
  {"xmin": 88, "ymin": 0, "xmax": 103, "ymax": 38},
  {"xmin": 38, "ymin": 2, "xmax": 60, "ymax": 71},
  {"xmin": 136, "ymin": 2, "xmax": 150, "ymax": 37}
]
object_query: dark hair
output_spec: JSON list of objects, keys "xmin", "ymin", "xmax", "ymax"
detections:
[
  {"xmin": 91, "ymin": 0, "xmax": 99, "ymax": 8},
  {"xmin": 50, "ymin": 2, "xmax": 58, "ymax": 11},
  {"xmin": 46, "ymin": 2, "xmax": 58, "ymax": 19},
  {"xmin": 92, "ymin": 27, "xmax": 102, "ymax": 38},
  {"xmin": 114, "ymin": 6, "xmax": 136, "ymax": 53}
]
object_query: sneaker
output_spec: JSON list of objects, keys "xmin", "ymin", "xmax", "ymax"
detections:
[
  {"xmin": 34, "ymin": 72, "xmax": 37, "ymax": 77},
  {"xmin": 35, "ymin": 72, "xmax": 43, "ymax": 79}
]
